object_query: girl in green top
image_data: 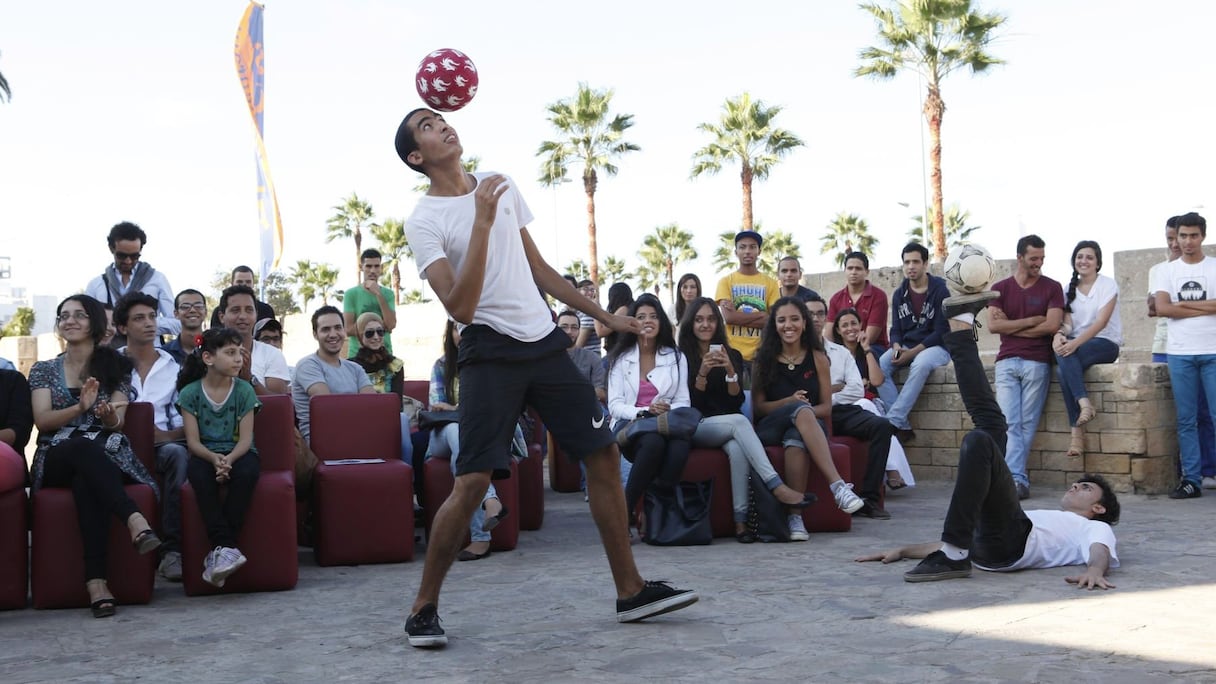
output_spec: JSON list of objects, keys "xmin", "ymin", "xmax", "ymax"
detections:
[{"xmin": 176, "ymin": 328, "xmax": 262, "ymax": 588}]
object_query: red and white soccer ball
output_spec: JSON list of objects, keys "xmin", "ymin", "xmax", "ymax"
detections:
[{"xmin": 415, "ymin": 48, "xmax": 479, "ymax": 112}]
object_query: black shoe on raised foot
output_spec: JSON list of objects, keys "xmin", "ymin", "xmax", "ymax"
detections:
[
  {"xmin": 1169, "ymin": 480, "xmax": 1203, "ymax": 499},
  {"xmin": 1016, "ymin": 482, "xmax": 1030, "ymax": 500},
  {"xmin": 405, "ymin": 603, "xmax": 447, "ymax": 648},
  {"xmin": 944, "ymin": 290, "xmax": 1001, "ymax": 320},
  {"xmin": 904, "ymin": 550, "xmax": 972, "ymax": 583},
  {"xmin": 854, "ymin": 501, "xmax": 891, "ymax": 520},
  {"xmin": 616, "ymin": 581, "xmax": 698, "ymax": 623}
]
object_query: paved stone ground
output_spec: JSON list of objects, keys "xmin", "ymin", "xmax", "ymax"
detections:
[{"xmin": 4, "ymin": 479, "xmax": 1216, "ymax": 683}]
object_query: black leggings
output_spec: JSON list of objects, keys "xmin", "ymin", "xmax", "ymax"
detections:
[
  {"xmin": 41, "ymin": 437, "xmax": 141, "ymax": 581},
  {"xmin": 623, "ymin": 433, "xmax": 690, "ymax": 517},
  {"xmin": 187, "ymin": 454, "xmax": 260, "ymax": 549}
]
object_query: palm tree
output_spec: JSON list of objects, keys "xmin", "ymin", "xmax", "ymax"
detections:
[
  {"xmin": 757, "ymin": 230, "xmax": 802, "ymax": 279},
  {"xmin": 370, "ymin": 218, "xmax": 411, "ymax": 305},
  {"xmin": 711, "ymin": 230, "xmax": 740, "ymax": 276},
  {"xmin": 602, "ymin": 255, "xmax": 629, "ymax": 285},
  {"xmin": 637, "ymin": 224, "xmax": 698, "ymax": 307},
  {"xmin": 313, "ymin": 264, "xmax": 341, "ymax": 306},
  {"xmin": 908, "ymin": 203, "xmax": 980, "ymax": 253},
  {"xmin": 856, "ymin": 0, "xmax": 1006, "ymax": 263},
  {"xmin": 690, "ymin": 93, "xmax": 804, "ymax": 231},
  {"xmin": 633, "ymin": 261, "xmax": 663, "ymax": 296},
  {"xmin": 413, "ymin": 156, "xmax": 480, "ymax": 193},
  {"xmin": 0, "ymin": 52, "xmax": 10, "ymax": 103},
  {"xmin": 820, "ymin": 212, "xmax": 880, "ymax": 269},
  {"xmin": 326, "ymin": 192, "xmax": 375, "ymax": 277},
  {"xmin": 289, "ymin": 259, "xmax": 320, "ymax": 312},
  {"xmin": 563, "ymin": 259, "xmax": 590, "ymax": 282},
  {"xmin": 537, "ymin": 83, "xmax": 640, "ymax": 285},
  {"xmin": 402, "ymin": 288, "xmax": 432, "ymax": 305}
]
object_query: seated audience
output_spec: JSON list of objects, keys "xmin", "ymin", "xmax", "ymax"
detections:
[
  {"xmin": 777, "ymin": 256, "xmax": 818, "ymax": 302},
  {"xmin": 176, "ymin": 328, "xmax": 262, "ymax": 587},
  {"xmin": 558, "ymin": 310, "xmax": 607, "ymax": 404},
  {"xmin": 209, "ymin": 265, "xmax": 276, "ymax": 328},
  {"xmin": 607, "ymin": 293, "xmax": 692, "ymax": 535},
  {"xmin": 575, "ymin": 280, "xmax": 602, "ymax": 354},
  {"xmin": 291, "ymin": 306, "xmax": 378, "ymax": 444},
  {"xmin": 751, "ymin": 296, "xmax": 865, "ymax": 540},
  {"xmin": 674, "ymin": 273, "xmax": 702, "ymax": 327},
  {"xmin": 0, "ymin": 366, "xmax": 33, "ymax": 481},
  {"xmin": 427, "ymin": 320, "xmax": 513, "ymax": 561},
  {"xmin": 217, "ymin": 285, "xmax": 291, "ymax": 396},
  {"xmin": 163, "ymin": 289, "xmax": 207, "ymax": 364},
  {"xmin": 677, "ymin": 297, "xmax": 815, "ymax": 542},
  {"xmin": 825, "ymin": 251, "xmax": 889, "ymax": 354},
  {"xmin": 350, "ymin": 311, "xmax": 416, "ymax": 471},
  {"xmin": 596, "ymin": 282, "xmax": 635, "ymax": 354},
  {"xmin": 29, "ymin": 295, "xmax": 162, "ymax": 618},
  {"xmin": 114, "ymin": 293, "xmax": 189, "ymax": 582},
  {"xmin": 830, "ymin": 308, "xmax": 915, "ymax": 490},
  {"xmin": 1055, "ymin": 240, "xmax": 1121, "ymax": 460}
]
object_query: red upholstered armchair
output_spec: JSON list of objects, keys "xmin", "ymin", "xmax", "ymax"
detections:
[
  {"xmin": 0, "ymin": 442, "xmax": 28, "ymax": 609},
  {"xmin": 179, "ymin": 393, "xmax": 299, "ymax": 596},
  {"xmin": 310, "ymin": 393, "xmax": 414, "ymax": 566},
  {"xmin": 31, "ymin": 402, "xmax": 159, "ymax": 609}
]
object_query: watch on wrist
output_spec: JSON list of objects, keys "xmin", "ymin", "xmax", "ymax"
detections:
[{"xmin": 724, "ymin": 374, "xmax": 739, "ymax": 383}]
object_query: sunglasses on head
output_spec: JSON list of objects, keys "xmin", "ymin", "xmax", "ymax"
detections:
[{"xmin": 364, "ymin": 329, "xmax": 385, "ymax": 339}]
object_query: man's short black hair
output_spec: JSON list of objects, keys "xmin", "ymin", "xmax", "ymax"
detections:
[
  {"xmin": 231, "ymin": 265, "xmax": 255, "ymax": 278},
  {"xmin": 174, "ymin": 288, "xmax": 205, "ymax": 309},
  {"xmin": 112, "ymin": 292, "xmax": 158, "ymax": 326},
  {"xmin": 218, "ymin": 285, "xmax": 257, "ymax": 316},
  {"xmin": 361, "ymin": 248, "xmax": 382, "ymax": 262},
  {"xmin": 394, "ymin": 108, "xmax": 431, "ymax": 174},
  {"xmin": 577, "ymin": 279, "xmax": 594, "ymax": 288},
  {"xmin": 804, "ymin": 292, "xmax": 827, "ymax": 310},
  {"xmin": 312, "ymin": 305, "xmax": 343, "ymax": 332},
  {"xmin": 1166, "ymin": 215, "xmax": 1181, "ymax": 229},
  {"xmin": 107, "ymin": 221, "xmax": 147, "ymax": 250},
  {"xmin": 844, "ymin": 251, "xmax": 869, "ymax": 269},
  {"xmin": 901, "ymin": 242, "xmax": 929, "ymax": 263},
  {"xmin": 1177, "ymin": 212, "xmax": 1207, "ymax": 237},
  {"xmin": 1016, "ymin": 234, "xmax": 1045, "ymax": 255},
  {"xmin": 1077, "ymin": 473, "xmax": 1121, "ymax": 525},
  {"xmin": 557, "ymin": 309, "xmax": 580, "ymax": 323}
]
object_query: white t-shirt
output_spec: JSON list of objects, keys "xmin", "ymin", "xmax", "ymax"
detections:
[
  {"xmin": 1148, "ymin": 260, "xmax": 1170, "ymax": 355},
  {"xmin": 406, "ymin": 172, "xmax": 553, "ymax": 343},
  {"xmin": 823, "ymin": 340, "xmax": 865, "ymax": 406},
  {"xmin": 1068, "ymin": 274, "xmax": 1122, "ymax": 346},
  {"xmin": 978, "ymin": 509, "xmax": 1119, "ymax": 572},
  {"xmin": 1153, "ymin": 255, "xmax": 1216, "ymax": 356},
  {"xmin": 251, "ymin": 340, "xmax": 291, "ymax": 385}
]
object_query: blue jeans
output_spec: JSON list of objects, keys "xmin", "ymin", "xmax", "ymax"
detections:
[
  {"xmin": 154, "ymin": 441, "xmax": 190, "ymax": 553},
  {"xmin": 877, "ymin": 345, "xmax": 952, "ymax": 429},
  {"xmin": 426, "ymin": 423, "xmax": 497, "ymax": 543},
  {"xmin": 1054, "ymin": 338, "xmax": 1119, "ymax": 426},
  {"xmin": 1167, "ymin": 354, "xmax": 1216, "ymax": 485},
  {"xmin": 994, "ymin": 358, "xmax": 1051, "ymax": 487},
  {"xmin": 1164, "ymin": 354, "xmax": 1216, "ymax": 477}
]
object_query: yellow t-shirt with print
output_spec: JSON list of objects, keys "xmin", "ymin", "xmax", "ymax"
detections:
[{"xmin": 715, "ymin": 272, "xmax": 780, "ymax": 361}]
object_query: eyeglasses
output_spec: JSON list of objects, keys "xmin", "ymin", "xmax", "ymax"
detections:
[
  {"xmin": 808, "ymin": 311, "xmax": 827, "ymax": 320},
  {"xmin": 364, "ymin": 329, "xmax": 386, "ymax": 339},
  {"xmin": 113, "ymin": 251, "xmax": 142, "ymax": 262},
  {"xmin": 57, "ymin": 311, "xmax": 90, "ymax": 323},
  {"xmin": 177, "ymin": 302, "xmax": 206, "ymax": 311}
]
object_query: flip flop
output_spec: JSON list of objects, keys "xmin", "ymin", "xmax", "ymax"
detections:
[{"xmin": 481, "ymin": 503, "xmax": 509, "ymax": 532}]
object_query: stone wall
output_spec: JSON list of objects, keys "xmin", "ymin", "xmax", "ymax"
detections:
[{"xmin": 899, "ymin": 360, "xmax": 1178, "ymax": 494}]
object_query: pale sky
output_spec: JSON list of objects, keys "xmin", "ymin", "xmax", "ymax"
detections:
[{"xmin": 2, "ymin": 0, "xmax": 1213, "ymax": 306}]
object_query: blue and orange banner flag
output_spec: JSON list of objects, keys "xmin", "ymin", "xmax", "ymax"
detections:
[{"xmin": 234, "ymin": 1, "xmax": 284, "ymax": 284}]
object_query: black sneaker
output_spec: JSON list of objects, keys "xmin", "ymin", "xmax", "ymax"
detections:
[
  {"xmin": 616, "ymin": 580, "xmax": 698, "ymax": 623},
  {"xmin": 1169, "ymin": 481, "xmax": 1203, "ymax": 499},
  {"xmin": 904, "ymin": 550, "xmax": 972, "ymax": 583},
  {"xmin": 405, "ymin": 603, "xmax": 447, "ymax": 648},
  {"xmin": 854, "ymin": 501, "xmax": 891, "ymax": 520},
  {"xmin": 1016, "ymin": 482, "xmax": 1030, "ymax": 500},
  {"xmin": 943, "ymin": 291, "xmax": 1001, "ymax": 319}
]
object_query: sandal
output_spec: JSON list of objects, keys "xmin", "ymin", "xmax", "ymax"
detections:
[
  {"xmin": 1076, "ymin": 404, "xmax": 1096, "ymax": 427},
  {"xmin": 481, "ymin": 502, "xmax": 509, "ymax": 533},
  {"xmin": 1067, "ymin": 434, "xmax": 1085, "ymax": 459},
  {"xmin": 132, "ymin": 528, "xmax": 162, "ymax": 555},
  {"xmin": 90, "ymin": 597, "xmax": 117, "ymax": 619},
  {"xmin": 886, "ymin": 473, "xmax": 908, "ymax": 491}
]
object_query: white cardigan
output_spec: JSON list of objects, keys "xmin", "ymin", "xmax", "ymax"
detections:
[{"xmin": 607, "ymin": 345, "xmax": 691, "ymax": 421}]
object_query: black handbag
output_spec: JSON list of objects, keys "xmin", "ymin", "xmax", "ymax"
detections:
[
  {"xmin": 643, "ymin": 480, "xmax": 714, "ymax": 546},
  {"xmin": 417, "ymin": 410, "xmax": 460, "ymax": 431},
  {"xmin": 746, "ymin": 467, "xmax": 791, "ymax": 543},
  {"xmin": 616, "ymin": 406, "xmax": 703, "ymax": 450}
]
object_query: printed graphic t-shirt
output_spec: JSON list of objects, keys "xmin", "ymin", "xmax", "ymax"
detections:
[{"xmin": 715, "ymin": 272, "xmax": 780, "ymax": 361}]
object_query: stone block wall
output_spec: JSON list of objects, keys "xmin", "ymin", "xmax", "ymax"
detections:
[{"xmin": 898, "ymin": 360, "xmax": 1178, "ymax": 494}]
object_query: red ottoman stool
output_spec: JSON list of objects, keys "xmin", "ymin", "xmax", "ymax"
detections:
[
  {"xmin": 765, "ymin": 443, "xmax": 852, "ymax": 533},
  {"xmin": 0, "ymin": 443, "xmax": 28, "ymax": 609},
  {"xmin": 518, "ymin": 446, "xmax": 545, "ymax": 531},
  {"xmin": 424, "ymin": 458, "xmax": 519, "ymax": 552},
  {"xmin": 682, "ymin": 448, "xmax": 735, "ymax": 538},
  {"xmin": 547, "ymin": 435, "xmax": 582, "ymax": 493}
]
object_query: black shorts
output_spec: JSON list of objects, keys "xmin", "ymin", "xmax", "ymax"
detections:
[{"xmin": 455, "ymin": 325, "xmax": 615, "ymax": 478}]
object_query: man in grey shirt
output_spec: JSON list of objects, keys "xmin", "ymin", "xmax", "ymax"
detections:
[
  {"xmin": 292, "ymin": 305, "xmax": 375, "ymax": 443},
  {"xmin": 558, "ymin": 310, "xmax": 606, "ymax": 404}
]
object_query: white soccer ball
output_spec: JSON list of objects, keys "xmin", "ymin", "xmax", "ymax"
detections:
[{"xmin": 943, "ymin": 243, "xmax": 995, "ymax": 294}]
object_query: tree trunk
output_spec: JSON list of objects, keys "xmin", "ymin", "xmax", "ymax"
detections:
[
  {"xmin": 585, "ymin": 171, "xmax": 600, "ymax": 285},
  {"xmin": 924, "ymin": 86, "xmax": 947, "ymax": 264},
  {"xmin": 354, "ymin": 228, "xmax": 364, "ymax": 279},
  {"xmin": 391, "ymin": 261, "xmax": 401, "ymax": 305},
  {"xmin": 741, "ymin": 165, "xmax": 754, "ymax": 231},
  {"xmin": 665, "ymin": 258, "xmax": 674, "ymax": 309}
]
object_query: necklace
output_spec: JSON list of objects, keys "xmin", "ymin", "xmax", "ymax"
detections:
[{"xmin": 778, "ymin": 352, "xmax": 805, "ymax": 370}]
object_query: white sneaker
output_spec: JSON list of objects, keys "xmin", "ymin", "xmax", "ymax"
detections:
[
  {"xmin": 1203, "ymin": 476, "xmax": 1216, "ymax": 490},
  {"xmin": 833, "ymin": 483, "xmax": 865, "ymax": 514},
  {"xmin": 210, "ymin": 547, "xmax": 248, "ymax": 585},
  {"xmin": 787, "ymin": 514, "xmax": 809, "ymax": 542},
  {"xmin": 201, "ymin": 547, "xmax": 225, "ymax": 588}
]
